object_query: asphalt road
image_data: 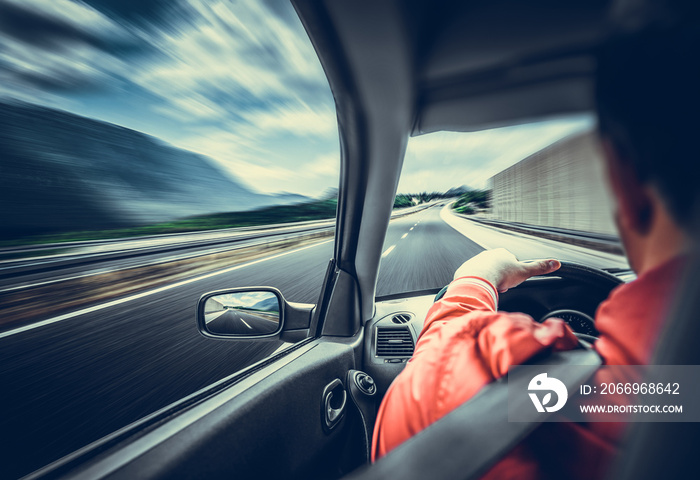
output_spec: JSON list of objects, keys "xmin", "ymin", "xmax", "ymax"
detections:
[
  {"xmin": 375, "ymin": 206, "xmax": 484, "ymax": 296},
  {"xmin": 0, "ymin": 205, "xmax": 626, "ymax": 478},
  {"xmin": 206, "ymin": 309, "xmax": 280, "ymax": 335}
]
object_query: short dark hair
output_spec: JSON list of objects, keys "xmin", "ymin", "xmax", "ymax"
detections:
[{"xmin": 595, "ymin": 3, "xmax": 699, "ymax": 233}]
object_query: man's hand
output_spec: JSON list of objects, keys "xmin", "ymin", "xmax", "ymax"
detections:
[{"xmin": 453, "ymin": 248, "xmax": 561, "ymax": 293}]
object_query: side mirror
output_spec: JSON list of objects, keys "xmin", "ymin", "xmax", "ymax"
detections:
[
  {"xmin": 198, "ymin": 288, "xmax": 282, "ymax": 338},
  {"xmin": 196, "ymin": 287, "xmax": 314, "ymax": 341}
]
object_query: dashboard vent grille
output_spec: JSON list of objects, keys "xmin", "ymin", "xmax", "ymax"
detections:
[
  {"xmin": 391, "ymin": 313, "xmax": 411, "ymax": 324},
  {"xmin": 376, "ymin": 327, "xmax": 414, "ymax": 357}
]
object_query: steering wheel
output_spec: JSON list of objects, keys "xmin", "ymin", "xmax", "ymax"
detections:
[{"xmin": 434, "ymin": 261, "xmax": 624, "ymax": 343}]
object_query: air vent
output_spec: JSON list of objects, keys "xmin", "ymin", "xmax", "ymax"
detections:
[
  {"xmin": 391, "ymin": 313, "xmax": 411, "ymax": 324},
  {"xmin": 376, "ymin": 327, "xmax": 414, "ymax": 357}
]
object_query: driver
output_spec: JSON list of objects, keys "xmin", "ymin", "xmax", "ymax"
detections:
[{"xmin": 371, "ymin": 2, "xmax": 698, "ymax": 479}]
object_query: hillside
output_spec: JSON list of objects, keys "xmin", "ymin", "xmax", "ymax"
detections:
[
  {"xmin": 252, "ymin": 296, "xmax": 280, "ymax": 312},
  {"xmin": 0, "ymin": 101, "xmax": 306, "ymax": 238}
]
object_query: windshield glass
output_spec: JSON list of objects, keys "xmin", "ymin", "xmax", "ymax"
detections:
[{"xmin": 376, "ymin": 115, "xmax": 630, "ymax": 298}]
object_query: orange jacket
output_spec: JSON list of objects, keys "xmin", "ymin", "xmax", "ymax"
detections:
[{"xmin": 372, "ymin": 258, "xmax": 683, "ymax": 479}]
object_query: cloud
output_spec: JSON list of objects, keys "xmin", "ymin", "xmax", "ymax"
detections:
[
  {"xmin": 398, "ymin": 115, "xmax": 594, "ymax": 192},
  {"xmin": 0, "ymin": 0, "xmax": 339, "ymax": 196},
  {"xmin": 129, "ymin": 0, "xmax": 329, "ymax": 108},
  {"xmin": 305, "ymin": 153, "xmax": 340, "ymax": 178},
  {"xmin": 179, "ymin": 126, "xmax": 339, "ymax": 196},
  {"xmin": 0, "ymin": 0, "xmax": 135, "ymax": 98},
  {"xmin": 0, "ymin": 39, "xmax": 119, "ymax": 92},
  {"xmin": 0, "ymin": 0, "xmax": 592, "ymax": 199},
  {"xmin": 80, "ymin": 0, "xmax": 185, "ymax": 30},
  {"xmin": 241, "ymin": 103, "xmax": 337, "ymax": 138},
  {"xmin": 217, "ymin": 291, "xmax": 274, "ymax": 308},
  {"xmin": 166, "ymin": 94, "xmax": 230, "ymax": 120},
  {"xmin": 0, "ymin": 0, "xmax": 126, "ymax": 46}
]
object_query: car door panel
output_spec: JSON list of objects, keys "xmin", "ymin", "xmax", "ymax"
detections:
[{"xmin": 42, "ymin": 339, "xmax": 359, "ymax": 480}]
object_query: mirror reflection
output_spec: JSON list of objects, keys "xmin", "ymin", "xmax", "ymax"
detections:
[{"xmin": 204, "ymin": 291, "xmax": 280, "ymax": 336}]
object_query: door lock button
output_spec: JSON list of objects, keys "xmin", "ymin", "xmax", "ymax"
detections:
[{"xmin": 355, "ymin": 372, "xmax": 376, "ymax": 395}]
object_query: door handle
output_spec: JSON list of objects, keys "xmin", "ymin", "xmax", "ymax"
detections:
[
  {"xmin": 322, "ymin": 378, "xmax": 346, "ymax": 431},
  {"xmin": 325, "ymin": 389, "xmax": 347, "ymax": 423}
]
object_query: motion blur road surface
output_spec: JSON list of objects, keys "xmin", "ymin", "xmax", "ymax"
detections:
[
  {"xmin": 206, "ymin": 309, "xmax": 280, "ymax": 335},
  {"xmin": 0, "ymin": 206, "xmax": 627, "ymax": 479}
]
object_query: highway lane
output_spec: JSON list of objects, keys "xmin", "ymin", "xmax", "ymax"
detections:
[
  {"xmin": 206, "ymin": 309, "xmax": 280, "ymax": 335},
  {"xmin": 0, "ymin": 206, "xmax": 626, "ymax": 478},
  {"xmin": 376, "ymin": 206, "xmax": 485, "ymax": 296}
]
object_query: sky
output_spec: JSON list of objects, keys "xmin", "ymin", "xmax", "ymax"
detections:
[
  {"xmin": 214, "ymin": 291, "xmax": 278, "ymax": 310},
  {"xmin": 400, "ymin": 115, "xmax": 593, "ymax": 192},
  {"xmin": 0, "ymin": 0, "xmax": 592, "ymax": 197}
]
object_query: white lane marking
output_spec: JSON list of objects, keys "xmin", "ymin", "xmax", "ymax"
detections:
[
  {"xmin": 0, "ymin": 239, "xmax": 334, "ymax": 340},
  {"xmin": 240, "ymin": 318, "xmax": 252, "ymax": 329},
  {"xmin": 401, "ymin": 233, "xmax": 408, "ymax": 239},
  {"xmin": 381, "ymin": 245, "xmax": 396, "ymax": 258},
  {"xmin": 409, "ymin": 227, "xmax": 414, "ymax": 231}
]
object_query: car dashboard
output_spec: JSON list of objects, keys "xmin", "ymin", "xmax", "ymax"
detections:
[{"xmin": 364, "ymin": 270, "xmax": 634, "ymax": 396}]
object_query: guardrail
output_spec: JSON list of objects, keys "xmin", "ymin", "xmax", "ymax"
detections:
[
  {"xmin": 0, "ymin": 203, "xmax": 431, "ymax": 287},
  {"xmin": 0, "ymin": 218, "xmax": 338, "ymax": 257},
  {"xmin": 0, "ymin": 224, "xmax": 333, "ymax": 284}
]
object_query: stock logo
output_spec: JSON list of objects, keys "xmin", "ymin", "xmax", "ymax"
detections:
[{"xmin": 528, "ymin": 373, "xmax": 568, "ymax": 413}]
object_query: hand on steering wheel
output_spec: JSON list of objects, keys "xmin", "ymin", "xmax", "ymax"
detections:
[
  {"xmin": 452, "ymin": 248, "xmax": 561, "ymax": 293},
  {"xmin": 435, "ymin": 249, "xmax": 624, "ymax": 341}
]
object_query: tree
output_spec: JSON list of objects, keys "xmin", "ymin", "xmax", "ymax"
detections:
[{"xmin": 453, "ymin": 190, "xmax": 490, "ymax": 209}]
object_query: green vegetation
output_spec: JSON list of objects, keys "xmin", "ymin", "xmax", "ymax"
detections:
[
  {"xmin": 393, "ymin": 194, "xmax": 415, "ymax": 208},
  {"xmin": 2, "ymin": 186, "xmax": 490, "ymax": 247},
  {"xmin": 455, "ymin": 205, "xmax": 476, "ymax": 215},
  {"xmin": 393, "ymin": 189, "xmax": 490, "ymax": 214},
  {"xmin": 0, "ymin": 198, "xmax": 338, "ymax": 247},
  {"xmin": 453, "ymin": 189, "xmax": 490, "ymax": 214},
  {"xmin": 393, "ymin": 192, "xmax": 448, "ymax": 209}
]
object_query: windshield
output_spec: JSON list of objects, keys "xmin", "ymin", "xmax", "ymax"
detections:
[{"xmin": 376, "ymin": 115, "xmax": 630, "ymax": 298}]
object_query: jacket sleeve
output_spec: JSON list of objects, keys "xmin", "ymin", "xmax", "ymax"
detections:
[{"xmin": 371, "ymin": 276, "xmax": 579, "ymax": 462}]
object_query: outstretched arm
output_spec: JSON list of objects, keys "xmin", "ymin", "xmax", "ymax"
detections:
[{"xmin": 372, "ymin": 249, "xmax": 576, "ymax": 462}]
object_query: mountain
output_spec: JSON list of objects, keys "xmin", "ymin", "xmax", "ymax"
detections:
[
  {"xmin": 444, "ymin": 185, "xmax": 474, "ymax": 197},
  {"xmin": 317, "ymin": 187, "xmax": 339, "ymax": 200},
  {"xmin": 270, "ymin": 192, "xmax": 310, "ymax": 205},
  {"xmin": 0, "ymin": 101, "xmax": 308, "ymax": 238},
  {"xmin": 252, "ymin": 296, "xmax": 280, "ymax": 312}
]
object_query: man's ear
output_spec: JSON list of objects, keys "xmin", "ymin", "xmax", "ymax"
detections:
[{"xmin": 601, "ymin": 137, "xmax": 653, "ymax": 236}]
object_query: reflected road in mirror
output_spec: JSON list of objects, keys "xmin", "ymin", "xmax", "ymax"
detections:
[{"xmin": 204, "ymin": 291, "xmax": 280, "ymax": 336}]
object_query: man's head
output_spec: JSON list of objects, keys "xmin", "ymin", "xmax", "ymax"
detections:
[{"xmin": 595, "ymin": 0, "xmax": 699, "ymax": 273}]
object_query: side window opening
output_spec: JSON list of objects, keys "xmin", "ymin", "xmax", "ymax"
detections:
[{"xmin": 0, "ymin": 1, "xmax": 337, "ymax": 478}]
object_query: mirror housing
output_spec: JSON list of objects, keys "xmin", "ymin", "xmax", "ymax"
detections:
[{"xmin": 196, "ymin": 287, "xmax": 314, "ymax": 341}]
